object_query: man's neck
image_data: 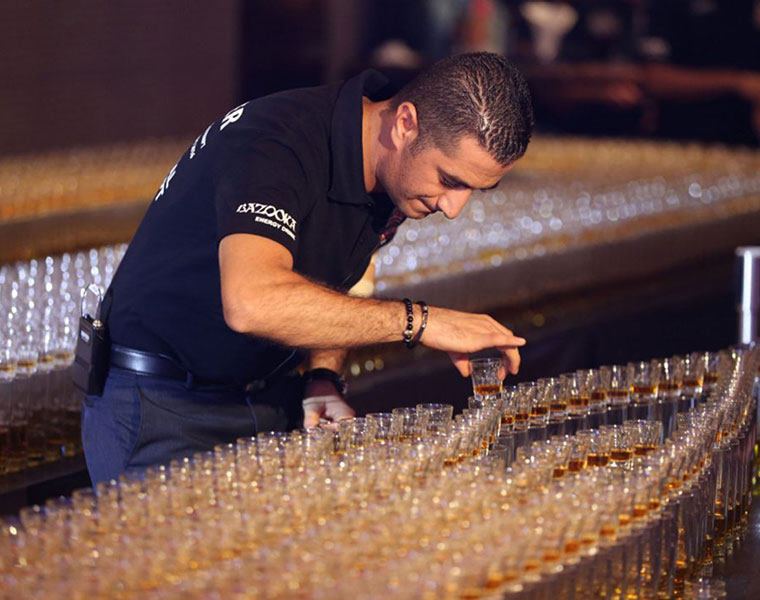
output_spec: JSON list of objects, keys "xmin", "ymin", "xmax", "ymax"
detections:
[{"xmin": 362, "ymin": 97, "xmax": 390, "ymax": 194}]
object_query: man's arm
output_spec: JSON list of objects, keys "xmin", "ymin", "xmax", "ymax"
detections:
[
  {"xmin": 304, "ymin": 253, "xmax": 375, "ymax": 377},
  {"xmin": 219, "ymin": 234, "xmax": 525, "ymax": 377},
  {"xmin": 301, "ymin": 255, "xmax": 378, "ymax": 426}
]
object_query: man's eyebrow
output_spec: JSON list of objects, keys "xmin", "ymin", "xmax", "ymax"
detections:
[
  {"xmin": 438, "ymin": 168, "xmax": 474, "ymax": 190},
  {"xmin": 439, "ymin": 168, "xmax": 500, "ymax": 191}
]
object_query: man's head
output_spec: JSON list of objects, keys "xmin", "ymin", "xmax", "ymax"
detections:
[{"xmin": 376, "ymin": 52, "xmax": 534, "ymax": 219}]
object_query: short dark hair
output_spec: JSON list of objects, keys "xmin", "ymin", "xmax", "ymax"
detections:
[{"xmin": 390, "ymin": 52, "xmax": 534, "ymax": 165}]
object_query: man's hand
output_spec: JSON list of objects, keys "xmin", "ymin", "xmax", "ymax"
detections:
[
  {"xmin": 302, "ymin": 380, "xmax": 355, "ymax": 428},
  {"xmin": 421, "ymin": 306, "xmax": 525, "ymax": 379}
]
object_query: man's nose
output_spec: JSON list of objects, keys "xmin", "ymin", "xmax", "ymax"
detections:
[{"xmin": 437, "ymin": 189, "xmax": 472, "ymax": 219}]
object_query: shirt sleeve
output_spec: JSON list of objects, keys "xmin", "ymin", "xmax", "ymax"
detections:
[{"xmin": 214, "ymin": 136, "xmax": 309, "ymax": 258}]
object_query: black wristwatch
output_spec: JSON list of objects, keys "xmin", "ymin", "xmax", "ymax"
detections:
[{"xmin": 303, "ymin": 368, "xmax": 348, "ymax": 398}]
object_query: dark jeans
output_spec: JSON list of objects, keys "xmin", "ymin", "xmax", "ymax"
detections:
[{"xmin": 82, "ymin": 367, "xmax": 303, "ymax": 486}]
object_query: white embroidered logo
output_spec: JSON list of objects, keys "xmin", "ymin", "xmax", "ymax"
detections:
[
  {"xmin": 153, "ymin": 162, "xmax": 178, "ymax": 201},
  {"xmin": 236, "ymin": 203, "xmax": 297, "ymax": 240},
  {"xmin": 220, "ymin": 102, "xmax": 249, "ymax": 131}
]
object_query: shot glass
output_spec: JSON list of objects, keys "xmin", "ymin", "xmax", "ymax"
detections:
[
  {"xmin": 681, "ymin": 352, "xmax": 706, "ymax": 400},
  {"xmin": 606, "ymin": 365, "xmax": 631, "ymax": 425},
  {"xmin": 415, "ymin": 403, "xmax": 454, "ymax": 435},
  {"xmin": 469, "ymin": 357, "xmax": 503, "ymax": 400},
  {"xmin": 628, "ymin": 361, "xmax": 659, "ymax": 404},
  {"xmin": 391, "ymin": 407, "xmax": 423, "ymax": 442},
  {"xmin": 608, "ymin": 425, "xmax": 634, "ymax": 467},
  {"xmin": 365, "ymin": 413, "xmax": 394, "ymax": 445}
]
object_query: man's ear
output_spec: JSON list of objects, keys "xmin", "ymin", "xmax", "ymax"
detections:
[{"xmin": 390, "ymin": 101, "xmax": 419, "ymax": 149}]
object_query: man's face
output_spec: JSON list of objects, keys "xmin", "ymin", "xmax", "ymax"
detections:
[{"xmin": 381, "ymin": 133, "xmax": 514, "ymax": 220}]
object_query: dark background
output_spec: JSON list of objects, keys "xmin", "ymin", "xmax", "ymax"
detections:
[{"xmin": 2, "ymin": 0, "xmax": 758, "ymax": 157}]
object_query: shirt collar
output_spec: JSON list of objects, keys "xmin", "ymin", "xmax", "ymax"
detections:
[{"xmin": 327, "ymin": 70, "xmax": 390, "ymax": 205}]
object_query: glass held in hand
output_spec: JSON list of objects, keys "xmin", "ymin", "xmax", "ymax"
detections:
[{"xmin": 469, "ymin": 357, "xmax": 503, "ymax": 400}]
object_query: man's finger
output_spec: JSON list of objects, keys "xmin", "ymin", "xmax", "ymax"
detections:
[
  {"xmin": 448, "ymin": 352, "xmax": 471, "ymax": 376},
  {"xmin": 490, "ymin": 332, "xmax": 526, "ymax": 348},
  {"xmin": 499, "ymin": 347, "xmax": 521, "ymax": 375},
  {"xmin": 326, "ymin": 400, "xmax": 355, "ymax": 422}
]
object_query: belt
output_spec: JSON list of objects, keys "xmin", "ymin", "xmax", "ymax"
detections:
[{"xmin": 109, "ymin": 344, "xmax": 268, "ymax": 391}]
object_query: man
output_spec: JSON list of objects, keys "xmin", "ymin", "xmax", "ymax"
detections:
[{"xmin": 82, "ymin": 52, "xmax": 534, "ymax": 485}]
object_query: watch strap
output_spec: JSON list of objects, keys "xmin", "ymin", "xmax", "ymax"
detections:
[{"xmin": 303, "ymin": 368, "xmax": 348, "ymax": 397}]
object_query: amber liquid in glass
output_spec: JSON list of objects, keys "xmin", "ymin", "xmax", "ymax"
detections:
[
  {"xmin": 501, "ymin": 414, "xmax": 515, "ymax": 426},
  {"xmin": 659, "ymin": 382, "xmax": 681, "ymax": 392},
  {"xmin": 633, "ymin": 384, "xmax": 657, "ymax": 394},
  {"xmin": 474, "ymin": 383, "xmax": 502, "ymax": 397},
  {"xmin": 634, "ymin": 444, "xmax": 656, "ymax": 456},
  {"xmin": 599, "ymin": 525, "xmax": 616, "ymax": 538},
  {"xmin": 586, "ymin": 453, "xmax": 601, "ymax": 467},
  {"xmin": 610, "ymin": 449, "xmax": 633, "ymax": 462},
  {"xmin": 586, "ymin": 453, "xmax": 611, "ymax": 467},
  {"xmin": 607, "ymin": 389, "xmax": 629, "ymax": 403},
  {"xmin": 568, "ymin": 459, "xmax": 585, "ymax": 472}
]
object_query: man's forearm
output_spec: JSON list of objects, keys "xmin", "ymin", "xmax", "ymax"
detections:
[{"xmin": 225, "ymin": 270, "xmax": 409, "ymax": 349}]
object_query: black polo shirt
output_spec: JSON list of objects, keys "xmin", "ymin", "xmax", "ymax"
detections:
[{"xmin": 107, "ymin": 71, "xmax": 402, "ymax": 385}]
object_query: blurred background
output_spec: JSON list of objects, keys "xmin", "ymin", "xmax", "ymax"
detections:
[
  {"xmin": 1, "ymin": 0, "xmax": 759, "ymax": 155},
  {"xmin": 2, "ymin": 0, "xmax": 760, "ymax": 504}
]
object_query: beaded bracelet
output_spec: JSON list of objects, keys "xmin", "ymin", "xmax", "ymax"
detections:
[
  {"xmin": 406, "ymin": 300, "xmax": 428, "ymax": 349},
  {"xmin": 401, "ymin": 298, "xmax": 414, "ymax": 346}
]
